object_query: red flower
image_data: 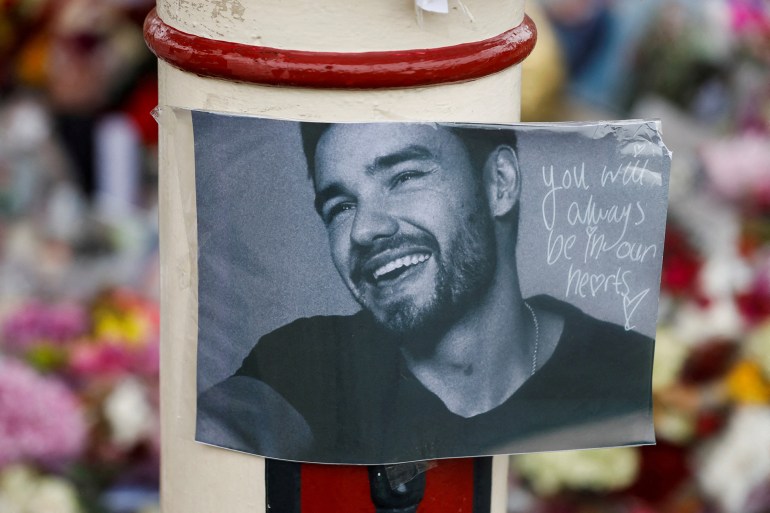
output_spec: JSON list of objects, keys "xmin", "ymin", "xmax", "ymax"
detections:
[
  {"xmin": 735, "ymin": 277, "xmax": 770, "ymax": 325},
  {"xmin": 627, "ymin": 442, "xmax": 691, "ymax": 505},
  {"xmin": 680, "ymin": 339, "xmax": 739, "ymax": 384},
  {"xmin": 660, "ymin": 225, "xmax": 702, "ymax": 296}
]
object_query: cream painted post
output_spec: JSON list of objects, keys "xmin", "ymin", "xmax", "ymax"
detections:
[{"xmin": 152, "ymin": 2, "xmax": 529, "ymax": 511}]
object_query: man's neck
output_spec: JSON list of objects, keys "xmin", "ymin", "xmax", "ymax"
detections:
[{"xmin": 400, "ymin": 278, "xmax": 536, "ymax": 418}]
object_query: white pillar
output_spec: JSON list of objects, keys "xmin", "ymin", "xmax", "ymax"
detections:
[{"xmin": 153, "ymin": 2, "xmax": 530, "ymax": 512}]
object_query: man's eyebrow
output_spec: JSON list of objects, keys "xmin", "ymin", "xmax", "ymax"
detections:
[
  {"xmin": 368, "ymin": 145, "xmax": 435, "ymax": 173},
  {"xmin": 314, "ymin": 183, "xmax": 347, "ymax": 216},
  {"xmin": 314, "ymin": 145, "xmax": 436, "ymax": 215}
]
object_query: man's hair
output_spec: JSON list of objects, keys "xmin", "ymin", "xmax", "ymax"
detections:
[{"xmin": 300, "ymin": 123, "xmax": 518, "ymax": 187}]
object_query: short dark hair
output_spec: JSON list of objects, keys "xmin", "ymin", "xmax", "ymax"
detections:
[{"xmin": 300, "ymin": 122, "xmax": 518, "ymax": 188}]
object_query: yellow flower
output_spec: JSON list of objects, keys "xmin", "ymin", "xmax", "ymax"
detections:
[
  {"xmin": 726, "ymin": 360, "xmax": 770, "ymax": 404},
  {"xmin": 92, "ymin": 309, "xmax": 149, "ymax": 347}
]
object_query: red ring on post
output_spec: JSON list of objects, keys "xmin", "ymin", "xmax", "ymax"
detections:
[{"xmin": 143, "ymin": 8, "xmax": 537, "ymax": 89}]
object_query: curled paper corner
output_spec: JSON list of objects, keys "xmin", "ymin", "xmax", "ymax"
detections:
[
  {"xmin": 617, "ymin": 119, "xmax": 672, "ymax": 163},
  {"xmin": 385, "ymin": 461, "xmax": 438, "ymax": 490},
  {"xmin": 150, "ymin": 105, "xmax": 162, "ymax": 124},
  {"xmin": 651, "ymin": 119, "xmax": 673, "ymax": 161}
]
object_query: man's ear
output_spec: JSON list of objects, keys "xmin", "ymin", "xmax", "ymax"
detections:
[{"xmin": 485, "ymin": 145, "xmax": 521, "ymax": 218}]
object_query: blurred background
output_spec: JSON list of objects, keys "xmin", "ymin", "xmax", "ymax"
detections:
[{"xmin": 0, "ymin": 0, "xmax": 768, "ymax": 512}]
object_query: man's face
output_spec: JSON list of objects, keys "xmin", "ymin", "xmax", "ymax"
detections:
[{"xmin": 313, "ymin": 124, "xmax": 497, "ymax": 335}]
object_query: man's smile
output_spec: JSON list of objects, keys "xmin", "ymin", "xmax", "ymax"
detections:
[
  {"xmin": 372, "ymin": 253, "xmax": 431, "ymax": 283},
  {"xmin": 356, "ymin": 247, "xmax": 434, "ymax": 288}
]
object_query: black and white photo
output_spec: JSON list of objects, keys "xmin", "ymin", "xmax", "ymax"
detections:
[{"xmin": 192, "ymin": 113, "xmax": 670, "ymax": 464}]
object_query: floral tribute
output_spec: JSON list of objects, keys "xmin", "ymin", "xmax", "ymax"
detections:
[
  {"xmin": 0, "ymin": 289, "xmax": 159, "ymax": 513},
  {"xmin": 510, "ymin": 2, "xmax": 770, "ymax": 512}
]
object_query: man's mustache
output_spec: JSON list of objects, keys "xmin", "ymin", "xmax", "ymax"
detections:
[{"xmin": 350, "ymin": 233, "xmax": 438, "ymax": 284}]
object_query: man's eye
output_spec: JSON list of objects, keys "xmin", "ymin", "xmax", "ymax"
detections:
[
  {"xmin": 392, "ymin": 170, "xmax": 426, "ymax": 186},
  {"xmin": 324, "ymin": 202, "xmax": 355, "ymax": 224}
]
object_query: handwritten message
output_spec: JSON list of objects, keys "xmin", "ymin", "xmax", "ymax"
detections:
[{"xmin": 540, "ymin": 149, "xmax": 660, "ymax": 331}]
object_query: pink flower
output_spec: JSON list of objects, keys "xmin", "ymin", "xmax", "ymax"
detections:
[
  {"xmin": 69, "ymin": 342, "xmax": 134, "ymax": 377},
  {"xmin": 1, "ymin": 302, "xmax": 88, "ymax": 353},
  {"xmin": 0, "ymin": 359, "xmax": 87, "ymax": 468},
  {"xmin": 701, "ymin": 134, "xmax": 770, "ymax": 207},
  {"xmin": 68, "ymin": 336, "xmax": 159, "ymax": 378},
  {"xmin": 729, "ymin": 0, "xmax": 770, "ymax": 34}
]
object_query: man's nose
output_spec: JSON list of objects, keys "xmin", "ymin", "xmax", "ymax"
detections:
[{"xmin": 350, "ymin": 200, "xmax": 398, "ymax": 247}]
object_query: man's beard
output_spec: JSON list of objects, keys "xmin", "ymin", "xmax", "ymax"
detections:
[{"xmin": 349, "ymin": 209, "xmax": 497, "ymax": 336}]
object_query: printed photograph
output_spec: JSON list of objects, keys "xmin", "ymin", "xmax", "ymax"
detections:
[{"xmin": 192, "ymin": 112, "xmax": 670, "ymax": 464}]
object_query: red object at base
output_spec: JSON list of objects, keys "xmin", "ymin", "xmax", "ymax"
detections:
[
  {"xmin": 143, "ymin": 9, "xmax": 536, "ymax": 89},
  {"xmin": 302, "ymin": 459, "xmax": 477, "ymax": 513},
  {"xmin": 267, "ymin": 458, "xmax": 490, "ymax": 512}
]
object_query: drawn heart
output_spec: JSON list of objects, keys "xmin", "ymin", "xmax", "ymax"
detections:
[
  {"xmin": 634, "ymin": 143, "xmax": 645, "ymax": 158},
  {"xmin": 590, "ymin": 274, "xmax": 606, "ymax": 296},
  {"xmin": 623, "ymin": 288, "xmax": 649, "ymax": 331}
]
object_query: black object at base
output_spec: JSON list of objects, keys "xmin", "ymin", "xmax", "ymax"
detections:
[{"xmin": 266, "ymin": 459, "xmax": 301, "ymax": 513}]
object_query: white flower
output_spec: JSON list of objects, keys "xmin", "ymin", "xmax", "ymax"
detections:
[
  {"xmin": 0, "ymin": 465, "xmax": 82, "ymax": 513},
  {"xmin": 25, "ymin": 477, "xmax": 82, "ymax": 513},
  {"xmin": 655, "ymin": 409, "xmax": 696, "ymax": 444},
  {"xmin": 512, "ymin": 447, "xmax": 640, "ymax": 496},
  {"xmin": 698, "ymin": 407, "xmax": 770, "ymax": 513},
  {"xmin": 103, "ymin": 377, "xmax": 155, "ymax": 448},
  {"xmin": 674, "ymin": 298, "xmax": 744, "ymax": 344},
  {"xmin": 699, "ymin": 254, "xmax": 752, "ymax": 300},
  {"xmin": 652, "ymin": 327, "xmax": 690, "ymax": 391}
]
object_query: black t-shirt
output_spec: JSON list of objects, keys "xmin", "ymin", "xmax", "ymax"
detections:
[{"xmin": 199, "ymin": 296, "xmax": 654, "ymax": 464}]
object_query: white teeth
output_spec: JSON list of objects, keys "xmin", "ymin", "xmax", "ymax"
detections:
[{"xmin": 373, "ymin": 253, "xmax": 430, "ymax": 280}]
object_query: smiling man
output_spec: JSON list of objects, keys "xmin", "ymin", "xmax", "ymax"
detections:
[{"xmin": 197, "ymin": 122, "xmax": 655, "ymax": 464}]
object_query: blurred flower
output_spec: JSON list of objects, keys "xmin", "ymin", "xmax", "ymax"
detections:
[
  {"xmin": 746, "ymin": 320, "xmax": 770, "ymax": 378},
  {"xmin": 628, "ymin": 442, "xmax": 691, "ymax": 505},
  {"xmin": 69, "ymin": 336, "xmax": 159, "ymax": 378},
  {"xmin": 1, "ymin": 301, "xmax": 88, "ymax": 354},
  {"xmin": 660, "ymin": 226, "xmax": 702, "ymax": 296},
  {"xmin": 674, "ymin": 299, "xmax": 744, "ymax": 344},
  {"xmin": 654, "ymin": 406, "xmax": 696, "ymax": 444},
  {"xmin": 737, "ymin": 266, "xmax": 770, "ymax": 325},
  {"xmin": 698, "ymin": 407, "xmax": 770, "ymax": 513},
  {"xmin": 103, "ymin": 377, "xmax": 155, "ymax": 449},
  {"xmin": 701, "ymin": 134, "xmax": 770, "ymax": 206},
  {"xmin": 0, "ymin": 359, "xmax": 86, "ymax": 467},
  {"xmin": 100, "ymin": 486, "xmax": 159, "ymax": 513},
  {"xmin": 512, "ymin": 447, "xmax": 640, "ymax": 496},
  {"xmin": 699, "ymin": 254, "xmax": 752, "ymax": 300},
  {"xmin": 0, "ymin": 465, "xmax": 83, "ymax": 513},
  {"xmin": 729, "ymin": 0, "xmax": 770, "ymax": 35},
  {"xmin": 745, "ymin": 479, "xmax": 770, "ymax": 513},
  {"xmin": 68, "ymin": 289, "xmax": 159, "ymax": 378},
  {"xmin": 726, "ymin": 360, "xmax": 770, "ymax": 403},
  {"xmin": 681, "ymin": 339, "xmax": 738, "ymax": 384},
  {"xmin": 91, "ymin": 290, "xmax": 158, "ymax": 347},
  {"xmin": 652, "ymin": 328, "xmax": 689, "ymax": 391}
]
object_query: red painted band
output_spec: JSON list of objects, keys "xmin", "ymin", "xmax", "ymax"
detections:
[{"xmin": 143, "ymin": 9, "xmax": 536, "ymax": 89}]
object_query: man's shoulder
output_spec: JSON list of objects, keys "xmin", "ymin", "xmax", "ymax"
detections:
[
  {"xmin": 236, "ymin": 312, "xmax": 373, "ymax": 379},
  {"xmin": 255, "ymin": 312, "xmax": 366, "ymax": 351}
]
